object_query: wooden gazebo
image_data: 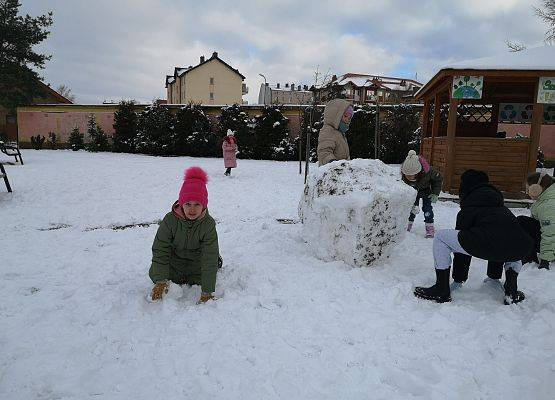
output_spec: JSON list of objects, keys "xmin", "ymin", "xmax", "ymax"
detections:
[{"xmin": 416, "ymin": 46, "xmax": 555, "ymax": 198}]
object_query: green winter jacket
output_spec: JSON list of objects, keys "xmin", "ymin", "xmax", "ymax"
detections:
[
  {"xmin": 403, "ymin": 166, "xmax": 443, "ymax": 198},
  {"xmin": 149, "ymin": 202, "xmax": 220, "ymax": 293},
  {"xmin": 531, "ymin": 184, "xmax": 555, "ymax": 261}
]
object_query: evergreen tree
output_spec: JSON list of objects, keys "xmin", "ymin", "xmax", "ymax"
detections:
[
  {"xmin": 300, "ymin": 105, "xmax": 324, "ymax": 162},
  {"xmin": 113, "ymin": 100, "xmax": 138, "ymax": 153},
  {"xmin": 0, "ymin": 0, "xmax": 53, "ymax": 111},
  {"xmin": 85, "ymin": 115, "xmax": 110, "ymax": 152},
  {"xmin": 174, "ymin": 104, "xmax": 215, "ymax": 156},
  {"xmin": 252, "ymin": 106, "xmax": 292, "ymax": 160},
  {"xmin": 347, "ymin": 105, "xmax": 376, "ymax": 159},
  {"xmin": 379, "ymin": 105, "xmax": 421, "ymax": 164},
  {"xmin": 218, "ymin": 104, "xmax": 254, "ymax": 159},
  {"xmin": 68, "ymin": 126, "xmax": 84, "ymax": 151},
  {"xmin": 135, "ymin": 103, "xmax": 175, "ymax": 155}
]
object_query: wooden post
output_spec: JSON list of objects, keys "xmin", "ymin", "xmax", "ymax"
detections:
[
  {"xmin": 444, "ymin": 93, "xmax": 459, "ymax": 193},
  {"xmin": 420, "ymin": 100, "xmax": 430, "ymax": 156},
  {"xmin": 430, "ymin": 93, "xmax": 441, "ymax": 166},
  {"xmin": 528, "ymin": 80, "xmax": 544, "ymax": 174}
]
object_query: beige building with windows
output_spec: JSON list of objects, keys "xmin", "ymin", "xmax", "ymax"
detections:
[{"xmin": 165, "ymin": 52, "xmax": 247, "ymax": 105}]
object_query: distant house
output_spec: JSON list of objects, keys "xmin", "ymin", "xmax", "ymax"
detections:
[
  {"xmin": 258, "ymin": 82, "xmax": 313, "ymax": 105},
  {"xmin": 165, "ymin": 52, "xmax": 248, "ymax": 105},
  {"xmin": 316, "ymin": 73, "xmax": 423, "ymax": 104},
  {"xmin": 1, "ymin": 81, "xmax": 72, "ymax": 142}
]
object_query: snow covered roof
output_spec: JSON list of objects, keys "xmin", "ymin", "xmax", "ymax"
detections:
[
  {"xmin": 442, "ymin": 45, "xmax": 555, "ymax": 71},
  {"xmin": 328, "ymin": 74, "xmax": 423, "ymax": 92},
  {"xmin": 416, "ymin": 46, "xmax": 555, "ymax": 99}
]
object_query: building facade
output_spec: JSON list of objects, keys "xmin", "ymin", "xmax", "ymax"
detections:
[
  {"xmin": 165, "ymin": 52, "xmax": 247, "ymax": 105},
  {"xmin": 258, "ymin": 83, "xmax": 313, "ymax": 105},
  {"xmin": 316, "ymin": 73, "xmax": 423, "ymax": 104},
  {"xmin": 1, "ymin": 81, "xmax": 72, "ymax": 142}
]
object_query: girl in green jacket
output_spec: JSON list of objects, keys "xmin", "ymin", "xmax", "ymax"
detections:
[
  {"xmin": 519, "ymin": 171, "xmax": 555, "ymax": 270},
  {"xmin": 149, "ymin": 167, "xmax": 220, "ymax": 302}
]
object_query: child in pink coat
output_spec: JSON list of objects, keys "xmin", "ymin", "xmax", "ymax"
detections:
[{"xmin": 222, "ymin": 130, "xmax": 238, "ymax": 176}]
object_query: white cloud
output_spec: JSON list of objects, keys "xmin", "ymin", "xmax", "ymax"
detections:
[{"xmin": 20, "ymin": 0, "xmax": 548, "ymax": 104}]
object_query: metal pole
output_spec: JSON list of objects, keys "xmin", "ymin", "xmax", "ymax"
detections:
[
  {"xmin": 299, "ymin": 106, "xmax": 303, "ymax": 174},
  {"xmin": 374, "ymin": 93, "xmax": 380, "ymax": 160}
]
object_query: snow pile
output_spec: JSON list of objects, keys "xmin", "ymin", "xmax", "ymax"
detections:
[{"xmin": 299, "ymin": 159, "xmax": 415, "ymax": 267}]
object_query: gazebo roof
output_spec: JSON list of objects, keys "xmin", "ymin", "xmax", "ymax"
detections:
[{"xmin": 416, "ymin": 46, "xmax": 555, "ymax": 100}]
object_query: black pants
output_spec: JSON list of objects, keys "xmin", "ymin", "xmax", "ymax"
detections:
[
  {"xmin": 517, "ymin": 215, "xmax": 541, "ymax": 264},
  {"xmin": 452, "ymin": 215, "xmax": 540, "ymax": 283}
]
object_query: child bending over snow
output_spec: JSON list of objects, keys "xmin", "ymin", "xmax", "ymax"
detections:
[
  {"xmin": 401, "ymin": 150, "xmax": 443, "ymax": 238},
  {"xmin": 149, "ymin": 167, "xmax": 220, "ymax": 303},
  {"xmin": 413, "ymin": 170, "xmax": 533, "ymax": 305}
]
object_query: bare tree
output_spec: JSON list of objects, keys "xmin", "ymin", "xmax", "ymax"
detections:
[
  {"xmin": 507, "ymin": 0, "xmax": 555, "ymax": 51},
  {"xmin": 535, "ymin": 0, "xmax": 555, "ymax": 43},
  {"xmin": 56, "ymin": 84, "xmax": 76, "ymax": 102}
]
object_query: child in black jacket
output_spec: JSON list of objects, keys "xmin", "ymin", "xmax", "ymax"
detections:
[{"xmin": 414, "ymin": 170, "xmax": 534, "ymax": 304}]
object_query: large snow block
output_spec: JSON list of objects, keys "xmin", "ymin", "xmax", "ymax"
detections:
[{"xmin": 299, "ymin": 159, "xmax": 415, "ymax": 267}]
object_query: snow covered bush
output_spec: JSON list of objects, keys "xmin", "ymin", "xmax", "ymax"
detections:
[
  {"xmin": 252, "ymin": 106, "xmax": 293, "ymax": 160},
  {"xmin": 86, "ymin": 115, "xmax": 110, "ymax": 152},
  {"xmin": 112, "ymin": 100, "xmax": 138, "ymax": 153},
  {"xmin": 299, "ymin": 159, "xmax": 415, "ymax": 267},
  {"xmin": 299, "ymin": 105, "xmax": 324, "ymax": 162},
  {"xmin": 68, "ymin": 127, "xmax": 84, "ymax": 151},
  {"xmin": 135, "ymin": 103, "xmax": 175, "ymax": 155},
  {"xmin": 347, "ymin": 105, "xmax": 376, "ymax": 159},
  {"xmin": 379, "ymin": 105, "xmax": 421, "ymax": 164},
  {"xmin": 218, "ymin": 104, "xmax": 255, "ymax": 159},
  {"xmin": 174, "ymin": 104, "xmax": 215, "ymax": 157}
]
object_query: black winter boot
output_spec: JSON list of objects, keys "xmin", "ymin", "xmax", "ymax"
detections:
[
  {"xmin": 503, "ymin": 268, "xmax": 525, "ymax": 305},
  {"xmin": 414, "ymin": 268, "xmax": 452, "ymax": 303}
]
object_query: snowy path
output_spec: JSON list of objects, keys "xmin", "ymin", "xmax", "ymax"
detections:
[{"xmin": 1, "ymin": 151, "xmax": 553, "ymax": 399}]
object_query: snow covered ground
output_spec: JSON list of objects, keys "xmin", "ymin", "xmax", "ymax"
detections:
[{"xmin": 1, "ymin": 150, "xmax": 554, "ymax": 400}]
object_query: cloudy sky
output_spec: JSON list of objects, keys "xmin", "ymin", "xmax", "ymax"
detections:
[{"xmin": 21, "ymin": 0, "xmax": 549, "ymax": 104}]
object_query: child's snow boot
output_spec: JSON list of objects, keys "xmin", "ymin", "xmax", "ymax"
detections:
[
  {"xmin": 539, "ymin": 259, "xmax": 550, "ymax": 270},
  {"xmin": 425, "ymin": 223, "xmax": 435, "ymax": 238},
  {"xmin": 503, "ymin": 268, "xmax": 525, "ymax": 305},
  {"xmin": 407, "ymin": 221, "xmax": 413, "ymax": 232},
  {"xmin": 414, "ymin": 268, "xmax": 452, "ymax": 303}
]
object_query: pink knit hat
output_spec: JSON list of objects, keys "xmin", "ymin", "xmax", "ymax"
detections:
[{"xmin": 178, "ymin": 167, "xmax": 209, "ymax": 208}]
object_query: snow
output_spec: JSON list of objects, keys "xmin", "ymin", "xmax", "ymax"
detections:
[
  {"xmin": 442, "ymin": 45, "xmax": 555, "ymax": 71},
  {"xmin": 299, "ymin": 160, "xmax": 414, "ymax": 267},
  {"xmin": 273, "ymin": 121, "xmax": 280, "ymax": 127},
  {"xmin": 1, "ymin": 150, "xmax": 554, "ymax": 399}
]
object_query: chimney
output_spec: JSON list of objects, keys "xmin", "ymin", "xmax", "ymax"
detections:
[
  {"xmin": 285, "ymin": 83, "xmax": 289, "ymax": 88},
  {"xmin": 200, "ymin": 55, "xmax": 205, "ymax": 63},
  {"xmin": 291, "ymin": 83, "xmax": 295, "ymax": 90},
  {"xmin": 276, "ymin": 83, "xmax": 280, "ymax": 89},
  {"xmin": 304, "ymin": 85, "xmax": 308, "ymax": 90},
  {"xmin": 331, "ymin": 74, "xmax": 337, "ymax": 82},
  {"xmin": 212, "ymin": 51, "xmax": 218, "ymax": 58}
]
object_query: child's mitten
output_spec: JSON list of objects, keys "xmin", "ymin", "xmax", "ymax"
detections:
[
  {"xmin": 429, "ymin": 194, "xmax": 439, "ymax": 203},
  {"xmin": 151, "ymin": 281, "xmax": 169, "ymax": 301}
]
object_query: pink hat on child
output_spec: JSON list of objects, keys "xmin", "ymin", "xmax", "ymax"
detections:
[{"xmin": 178, "ymin": 167, "xmax": 209, "ymax": 208}]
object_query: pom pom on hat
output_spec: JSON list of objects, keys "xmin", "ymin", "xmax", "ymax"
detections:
[
  {"xmin": 401, "ymin": 150, "xmax": 422, "ymax": 176},
  {"xmin": 226, "ymin": 129, "xmax": 235, "ymax": 136},
  {"xmin": 179, "ymin": 167, "xmax": 209, "ymax": 207}
]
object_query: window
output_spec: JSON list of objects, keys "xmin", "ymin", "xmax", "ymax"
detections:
[
  {"xmin": 210, "ymin": 77, "xmax": 214, "ymax": 85},
  {"xmin": 210, "ymin": 92, "xmax": 214, "ymax": 100}
]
